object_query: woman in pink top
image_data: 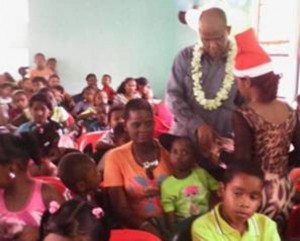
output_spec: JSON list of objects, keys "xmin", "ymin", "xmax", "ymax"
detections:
[{"xmin": 0, "ymin": 133, "xmax": 63, "ymax": 241}]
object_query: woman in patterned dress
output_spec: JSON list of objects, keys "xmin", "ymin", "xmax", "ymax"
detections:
[{"xmin": 232, "ymin": 28, "xmax": 300, "ymax": 230}]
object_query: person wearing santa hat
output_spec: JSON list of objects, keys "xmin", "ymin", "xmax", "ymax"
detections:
[{"xmin": 233, "ymin": 27, "xmax": 300, "ymax": 232}]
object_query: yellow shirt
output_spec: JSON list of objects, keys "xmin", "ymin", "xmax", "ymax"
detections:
[{"xmin": 191, "ymin": 204, "xmax": 281, "ymax": 241}]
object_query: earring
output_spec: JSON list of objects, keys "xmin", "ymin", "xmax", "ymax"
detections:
[{"xmin": 9, "ymin": 172, "xmax": 16, "ymax": 179}]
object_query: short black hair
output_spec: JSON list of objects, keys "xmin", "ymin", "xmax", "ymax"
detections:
[
  {"xmin": 32, "ymin": 76, "xmax": 48, "ymax": 86},
  {"xmin": 51, "ymin": 85, "xmax": 65, "ymax": 94},
  {"xmin": 86, "ymin": 73, "xmax": 97, "ymax": 81},
  {"xmin": 35, "ymin": 52, "xmax": 45, "ymax": 58},
  {"xmin": 82, "ymin": 86, "xmax": 97, "ymax": 94},
  {"xmin": 0, "ymin": 82, "xmax": 14, "ymax": 89},
  {"xmin": 124, "ymin": 98, "xmax": 153, "ymax": 121},
  {"xmin": 102, "ymin": 74, "xmax": 111, "ymax": 80},
  {"xmin": 223, "ymin": 161, "xmax": 265, "ymax": 185},
  {"xmin": 47, "ymin": 57, "xmax": 57, "ymax": 62},
  {"xmin": 116, "ymin": 77, "xmax": 135, "ymax": 94},
  {"xmin": 108, "ymin": 104, "xmax": 124, "ymax": 123},
  {"xmin": 29, "ymin": 93, "xmax": 53, "ymax": 112},
  {"xmin": 58, "ymin": 152, "xmax": 94, "ymax": 193},
  {"xmin": 49, "ymin": 74, "xmax": 60, "ymax": 79},
  {"xmin": 135, "ymin": 77, "xmax": 149, "ymax": 87}
]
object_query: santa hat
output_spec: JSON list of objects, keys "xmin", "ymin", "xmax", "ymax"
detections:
[{"xmin": 234, "ymin": 28, "xmax": 273, "ymax": 78}]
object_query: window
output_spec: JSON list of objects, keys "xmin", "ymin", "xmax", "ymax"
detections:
[
  {"xmin": 255, "ymin": 0, "xmax": 300, "ymax": 102},
  {"xmin": 0, "ymin": 0, "xmax": 29, "ymax": 79}
]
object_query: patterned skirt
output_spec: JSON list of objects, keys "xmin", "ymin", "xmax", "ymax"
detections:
[{"xmin": 259, "ymin": 173, "xmax": 295, "ymax": 230}]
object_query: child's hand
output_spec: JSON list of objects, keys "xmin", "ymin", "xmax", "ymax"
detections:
[{"xmin": 197, "ymin": 123, "xmax": 216, "ymax": 156}]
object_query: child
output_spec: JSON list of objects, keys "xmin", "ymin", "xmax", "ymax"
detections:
[
  {"xmin": 31, "ymin": 76, "xmax": 49, "ymax": 93},
  {"xmin": 0, "ymin": 82, "xmax": 13, "ymax": 122},
  {"xmin": 101, "ymin": 74, "xmax": 115, "ymax": 104},
  {"xmin": 160, "ymin": 134, "xmax": 219, "ymax": 232},
  {"xmin": 29, "ymin": 53, "xmax": 53, "ymax": 81},
  {"xmin": 18, "ymin": 78, "xmax": 33, "ymax": 98},
  {"xmin": 58, "ymin": 152, "xmax": 102, "ymax": 203},
  {"xmin": 136, "ymin": 77, "xmax": 154, "ymax": 101},
  {"xmin": 46, "ymin": 57, "xmax": 57, "ymax": 74},
  {"xmin": 74, "ymin": 86, "xmax": 97, "ymax": 115},
  {"xmin": 38, "ymin": 87, "xmax": 72, "ymax": 128},
  {"xmin": 95, "ymin": 90, "xmax": 109, "ymax": 106},
  {"xmin": 96, "ymin": 122, "xmax": 130, "ymax": 171},
  {"xmin": 88, "ymin": 105, "xmax": 110, "ymax": 132},
  {"xmin": 17, "ymin": 93, "xmax": 57, "ymax": 133},
  {"xmin": 0, "ymin": 133, "xmax": 63, "ymax": 241},
  {"xmin": 95, "ymin": 105, "xmax": 125, "ymax": 152},
  {"xmin": 113, "ymin": 77, "xmax": 140, "ymax": 105},
  {"xmin": 191, "ymin": 162, "xmax": 281, "ymax": 241},
  {"xmin": 77, "ymin": 90, "xmax": 109, "ymax": 121},
  {"xmin": 48, "ymin": 74, "xmax": 60, "ymax": 87},
  {"xmin": 51, "ymin": 85, "xmax": 75, "ymax": 114},
  {"xmin": 40, "ymin": 199, "xmax": 110, "ymax": 241},
  {"xmin": 8, "ymin": 90, "xmax": 31, "ymax": 128}
]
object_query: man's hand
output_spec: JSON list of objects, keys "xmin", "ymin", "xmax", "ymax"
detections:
[
  {"xmin": 218, "ymin": 137, "xmax": 234, "ymax": 153},
  {"xmin": 197, "ymin": 123, "xmax": 219, "ymax": 158}
]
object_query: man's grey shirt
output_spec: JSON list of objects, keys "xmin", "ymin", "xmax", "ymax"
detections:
[{"xmin": 166, "ymin": 45, "xmax": 237, "ymax": 139}]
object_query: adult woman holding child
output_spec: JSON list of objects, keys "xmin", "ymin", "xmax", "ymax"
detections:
[
  {"xmin": 103, "ymin": 99, "xmax": 171, "ymax": 239},
  {"xmin": 232, "ymin": 27, "xmax": 300, "ymax": 229}
]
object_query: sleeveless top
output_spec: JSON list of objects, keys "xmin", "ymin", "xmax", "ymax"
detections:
[
  {"xmin": 236, "ymin": 105, "xmax": 296, "ymax": 176},
  {"xmin": 0, "ymin": 181, "xmax": 46, "ymax": 238}
]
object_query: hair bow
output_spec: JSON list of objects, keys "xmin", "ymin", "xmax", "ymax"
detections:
[
  {"xmin": 92, "ymin": 207, "xmax": 104, "ymax": 219},
  {"xmin": 49, "ymin": 201, "xmax": 61, "ymax": 214}
]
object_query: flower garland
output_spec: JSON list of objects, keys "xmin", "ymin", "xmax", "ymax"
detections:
[{"xmin": 191, "ymin": 40, "xmax": 236, "ymax": 110}]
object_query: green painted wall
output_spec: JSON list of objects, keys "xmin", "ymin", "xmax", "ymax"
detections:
[{"xmin": 28, "ymin": 0, "xmax": 197, "ymax": 97}]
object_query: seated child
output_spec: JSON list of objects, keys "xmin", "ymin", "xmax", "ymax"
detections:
[
  {"xmin": 38, "ymin": 88, "xmax": 72, "ymax": 128},
  {"xmin": 31, "ymin": 76, "xmax": 48, "ymax": 93},
  {"xmin": 7, "ymin": 90, "xmax": 31, "ymax": 130},
  {"xmin": 0, "ymin": 133, "xmax": 63, "ymax": 241},
  {"xmin": 16, "ymin": 93, "xmax": 59, "ymax": 134},
  {"xmin": 40, "ymin": 199, "xmax": 110, "ymax": 241},
  {"xmin": 87, "ymin": 104, "xmax": 110, "ymax": 132},
  {"xmin": 95, "ymin": 104, "xmax": 125, "ymax": 152},
  {"xmin": 74, "ymin": 86, "xmax": 97, "ymax": 115},
  {"xmin": 191, "ymin": 161, "xmax": 281, "ymax": 241},
  {"xmin": 51, "ymin": 85, "xmax": 75, "ymax": 114},
  {"xmin": 159, "ymin": 134, "xmax": 219, "ymax": 232},
  {"xmin": 78, "ymin": 90, "xmax": 109, "ymax": 119},
  {"xmin": 101, "ymin": 74, "xmax": 115, "ymax": 104},
  {"xmin": 136, "ymin": 77, "xmax": 154, "ymax": 101},
  {"xmin": 48, "ymin": 74, "xmax": 60, "ymax": 87},
  {"xmin": 58, "ymin": 152, "xmax": 101, "ymax": 203},
  {"xmin": 96, "ymin": 122, "xmax": 130, "ymax": 173},
  {"xmin": 0, "ymin": 82, "xmax": 13, "ymax": 124}
]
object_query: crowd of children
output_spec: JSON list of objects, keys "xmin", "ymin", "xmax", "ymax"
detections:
[{"xmin": 1, "ymin": 17, "xmax": 300, "ymax": 241}]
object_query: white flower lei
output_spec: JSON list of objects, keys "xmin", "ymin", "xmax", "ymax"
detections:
[{"xmin": 191, "ymin": 40, "xmax": 236, "ymax": 110}]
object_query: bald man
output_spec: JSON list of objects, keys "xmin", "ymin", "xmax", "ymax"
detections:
[{"xmin": 166, "ymin": 8, "xmax": 238, "ymax": 170}]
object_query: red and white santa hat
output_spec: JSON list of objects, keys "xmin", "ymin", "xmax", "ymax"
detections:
[{"xmin": 234, "ymin": 28, "xmax": 273, "ymax": 78}]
